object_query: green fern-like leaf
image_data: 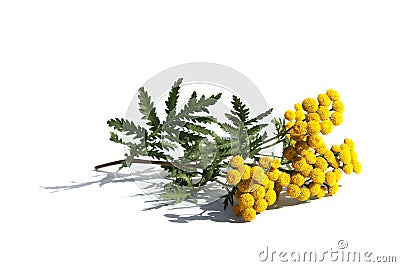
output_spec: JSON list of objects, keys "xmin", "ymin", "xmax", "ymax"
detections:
[
  {"xmin": 138, "ymin": 87, "xmax": 160, "ymax": 131},
  {"xmin": 165, "ymin": 77, "xmax": 183, "ymax": 115}
]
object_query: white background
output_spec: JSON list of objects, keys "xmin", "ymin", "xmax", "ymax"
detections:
[{"xmin": 1, "ymin": 1, "xmax": 399, "ymax": 266}]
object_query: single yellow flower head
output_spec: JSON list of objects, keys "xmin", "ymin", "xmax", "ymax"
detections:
[
  {"xmin": 309, "ymin": 182, "xmax": 321, "ymax": 196},
  {"xmin": 317, "ymin": 93, "xmax": 332, "ymax": 106},
  {"xmin": 226, "ymin": 169, "xmax": 242, "ymax": 185},
  {"xmin": 283, "ymin": 146, "xmax": 298, "ymax": 161},
  {"xmin": 344, "ymin": 138, "xmax": 355, "ymax": 150},
  {"xmin": 314, "ymin": 157, "xmax": 328, "ymax": 171},
  {"xmin": 230, "ymin": 155, "xmax": 244, "ymax": 168},
  {"xmin": 316, "ymin": 186, "xmax": 326, "ymax": 199},
  {"xmin": 350, "ymin": 150, "xmax": 358, "ymax": 162},
  {"xmin": 295, "ymin": 140, "xmax": 309, "ymax": 154},
  {"xmin": 238, "ymin": 193, "xmax": 255, "ymax": 208},
  {"xmin": 307, "ymin": 134, "xmax": 323, "ymax": 149},
  {"xmin": 250, "ymin": 166, "xmax": 265, "ymax": 183},
  {"xmin": 267, "ymin": 168, "xmax": 280, "ymax": 181},
  {"xmin": 320, "ymin": 120, "xmax": 334, "ymax": 135},
  {"xmin": 306, "ymin": 120, "xmax": 321, "ymax": 135},
  {"xmin": 333, "ymin": 168, "xmax": 342, "ymax": 182},
  {"xmin": 328, "ymin": 183, "xmax": 339, "ymax": 196},
  {"xmin": 254, "ymin": 199, "xmax": 268, "ymax": 213},
  {"xmin": 315, "ymin": 142, "xmax": 328, "ymax": 154},
  {"xmin": 258, "ymin": 156, "xmax": 271, "ymax": 169},
  {"xmin": 332, "ymin": 100, "xmax": 344, "ymax": 113},
  {"xmin": 237, "ymin": 179, "xmax": 259, "ymax": 193},
  {"xmin": 290, "ymin": 172, "xmax": 305, "ymax": 186},
  {"xmin": 286, "ymin": 184, "xmax": 301, "ymax": 198},
  {"xmin": 242, "ymin": 207, "xmax": 256, "ymax": 222},
  {"xmin": 271, "ymin": 158, "xmax": 281, "ymax": 169},
  {"xmin": 330, "ymin": 111, "xmax": 343, "ymax": 126},
  {"xmin": 302, "ymin": 98, "xmax": 319, "ymax": 113},
  {"xmin": 292, "ymin": 156, "xmax": 308, "ymax": 172},
  {"xmin": 326, "ymin": 89, "xmax": 340, "ymax": 101},
  {"xmin": 294, "ymin": 103, "xmax": 303, "ymax": 110},
  {"xmin": 251, "ymin": 185, "xmax": 266, "ymax": 200},
  {"xmin": 306, "ymin": 112, "xmax": 321, "ymax": 122},
  {"xmin": 325, "ymin": 171, "xmax": 337, "ymax": 186},
  {"xmin": 295, "ymin": 109, "xmax": 306, "ymax": 121},
  {"xmin": 300, "ymin": 164, "xmax": 313, "ymax": 177},
  {"xmin": 317, "ymin": 106, "xmax": 331, "ymax": 121},
  {"xmin": 233, "ymin": 204, "xmax": 243, "ymax": 216},
  {"xmin": 342, "ymin": 163, "xmax": 353, "ymax": 174},
  {"xmin": 240, "ymin": 164, "xmax": 251, "ymax": 180},
  {"xmin": 310, "ymin": 168, "xmax": 325, "ymax": 184},
  {"xmin": 292, "ymin": 121, "xmax": 307, "ymax": 135},
  {"xmin": 284, "ymin": 110, "xmax": 296, "ymax": 121},
  {"xmin": 261, "ymin": 175, "xmax": 271, "ymax": 187},
  {"xmin": 331, "ymin": 144, "xmax": 341, "ymax": 153},
  {"xmin": 323, "ymin": 150, "xmax": 336, "ymax": 164},
  {"xmin": 340, "ymin": 143, "xmax": 350, "ymax": 151},
  {"xmin": 301, "ymin": 149, "xmax": 317, "ymax": 165},
  {"xmin": 339, "ymin": 149, "xmax": 351, "ymax": 165},
  {"xmin": 353, "ymin": 161, "xmax": 362, "ymax": 174},
  {"xmin": 297, "ymin": 187, "xmax": 311, "ymax": 201},
  {"xmin": 265, "ymin": 189, "xmax": 277, "ymax": 205},
  {"xmin": 278, "ymin": 172, "xmax": 290, "ymax": 186}
]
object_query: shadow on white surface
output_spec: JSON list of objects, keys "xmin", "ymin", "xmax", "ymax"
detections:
[{"xmin": 42, "ymin": 167, "xmax": 320, "ymax": 223}]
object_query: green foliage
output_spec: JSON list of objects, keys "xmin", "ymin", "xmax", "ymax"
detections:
[{"xmin": 107, "ymin": 77, "xmax": 274, "ymax": 205}]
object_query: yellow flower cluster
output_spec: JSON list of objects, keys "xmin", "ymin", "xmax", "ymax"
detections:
[
  {"xmin": 283, "ymin": 89, "xmax": 362, "ymax": 201},
  {"xmin": 226, "ymin": 155, "xmax": 285, "ymax": 221}
]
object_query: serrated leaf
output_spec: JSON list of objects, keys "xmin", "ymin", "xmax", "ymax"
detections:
[
  {"xmin": 138, "ymin": 87, "xmax": 160, "ymax": 131},
  {"xmin": 165, "ymin": 78, "xmax": 183, "ymax": 116}
]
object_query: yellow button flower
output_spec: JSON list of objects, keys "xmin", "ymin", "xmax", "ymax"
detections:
[
  {"xmin": 226, "ymin": 169, "xmax": 242, "ymax": 185},
  {"xmin": 267, "ymin": 168, "xmax": 280, "ymax": 181},
  {"xmin": 333, "ymin": 100, "xmax": 344, "ymax": 113},
  {"xmin": 317, "ymin": 93, "xmax": 332, "ymax": 106},
  {"xmin": 339, "ymin": 149, "xmax": 351, "ymax": 165},
  {"xmin": 278, "ymin": 172, "xmax": 290, "ymax": 186},
  {"xmin": 302, "ymin": 149, "xmax": 317, "ymax": 165},
  {"xmin": 342, "ymin": 163, "xmax": 353, "ymax": 174},
  {"xmin": 283, "ymin": 146, "xmax": 298, "ymax": 161},
  {"xmin": 310, "ymin": 168, "xmax": 325, "ymax": 184},
  {"xmin": 295, "ymin": 110, "xmax": 306, "ymax": 121},
  {"xmin": 284, "ymin": 110, "xmax": 296, "ymax": 121},
  {"xmin": 286, "ymin": 184, "xmax": 301, "ymax": 198},
  {"xmin": 320, "ymin": 120, "xmax": 334, "ymax": 135},
  {"xmin": 333, "ymin": 168, "xmax": 342, "ymax": 182},
  {"xmin": 294, "ymin": 103, "xmax": 303, "ymax": 110},
  {"xmin": 316, "ymin": 186, "xmax": 326, "ymax": 199},
  {"xmin": 344, "ymin": 138, "xmax": 355, "ymax": 150},
  {"xmin": 315, "ymin": 142, "xmax": 328, "ymax": 154},
  {"xmin": 230, "ymin": 155, "xmax": 244, "ymax": 168},
  {"xmin": 251, "ymin": 166, "xmax": 265, "ymax": 183},
  {"xmin": 254, "ymin": 199, "xmax": 268, "ymax": 213},
  {"xmin": 290, "ymin": 172, "xmax": 305, "ymax": 186},
  {"xmin": 328, "ymin": 183, "xmax": 339, "ymax": 196},
  {"xmin": 242, "ymin": 207, "xmax": 257, "ymax": 221},
  {"xmin": 300, "ymin": 164, "xmax": 313, "ymax": 177},
  {"xmin": 353, "ymin": 161, "xmax": 362, "ymax": 174},
  {"xmin": 271, "ymin": 158, "xmax": 281, "ymax": 169},
  {"xmin": 307, "ymin": 134, "xmax": 323, "ymax": 149},
  {"xmin": 306, "ymin": 120, "xmax": 321, "ymax": 135},
  {"xmin": 297, "ymin": 187, "xmax": 311, "ymax": 201},
  {"xmin": 325, "ymin": 171, "xmax": 337, "ymax": 186},
  {"xmin": 238, "ymin": 193, "xmax": 255, "ymax": 208},
  {"xmin": 239, "ymin": 164, "xmax": 251, "ymax": 180},
  {"xmin": 292, "ymin": 156, "xmax": 308, "ymax": 172},
  {"xmin": 331, "ymin": 144, "xmax": 341, "ymax": 153},
  {"xmin": 309, "ymin": 182, "xmax": 321, "ymax": 196},
  {"xmin": 251, "ymin": 185, "xmax": 266, "ymax": 200},
  {"xmin": 317, "ymin": 106, "xmax": 330, "ymax": 121},
  {"xmin": 315, "ymin": 157, "xmax": 328, "ymax": 171},
  {"xmin": 265, "ymin": 189, "xmax": 277, "ymax": 205},
  {"xmin": 330, "ymin": 111, "xmax": 343, "ymax": 126},
  {"xmin": 326, "ymin": 89, "xmax": 340, "ymax": 101},
  {"xmin": 302, "ymin": 98, "xmax": 319, "ymax": 113},
  {"xmin": 258, "ymin": 156, "xmax": 271, "ymax": 169},
  {"xmin": 306, "ymin": 112, "xmax": 321, "ymax": 122}
]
